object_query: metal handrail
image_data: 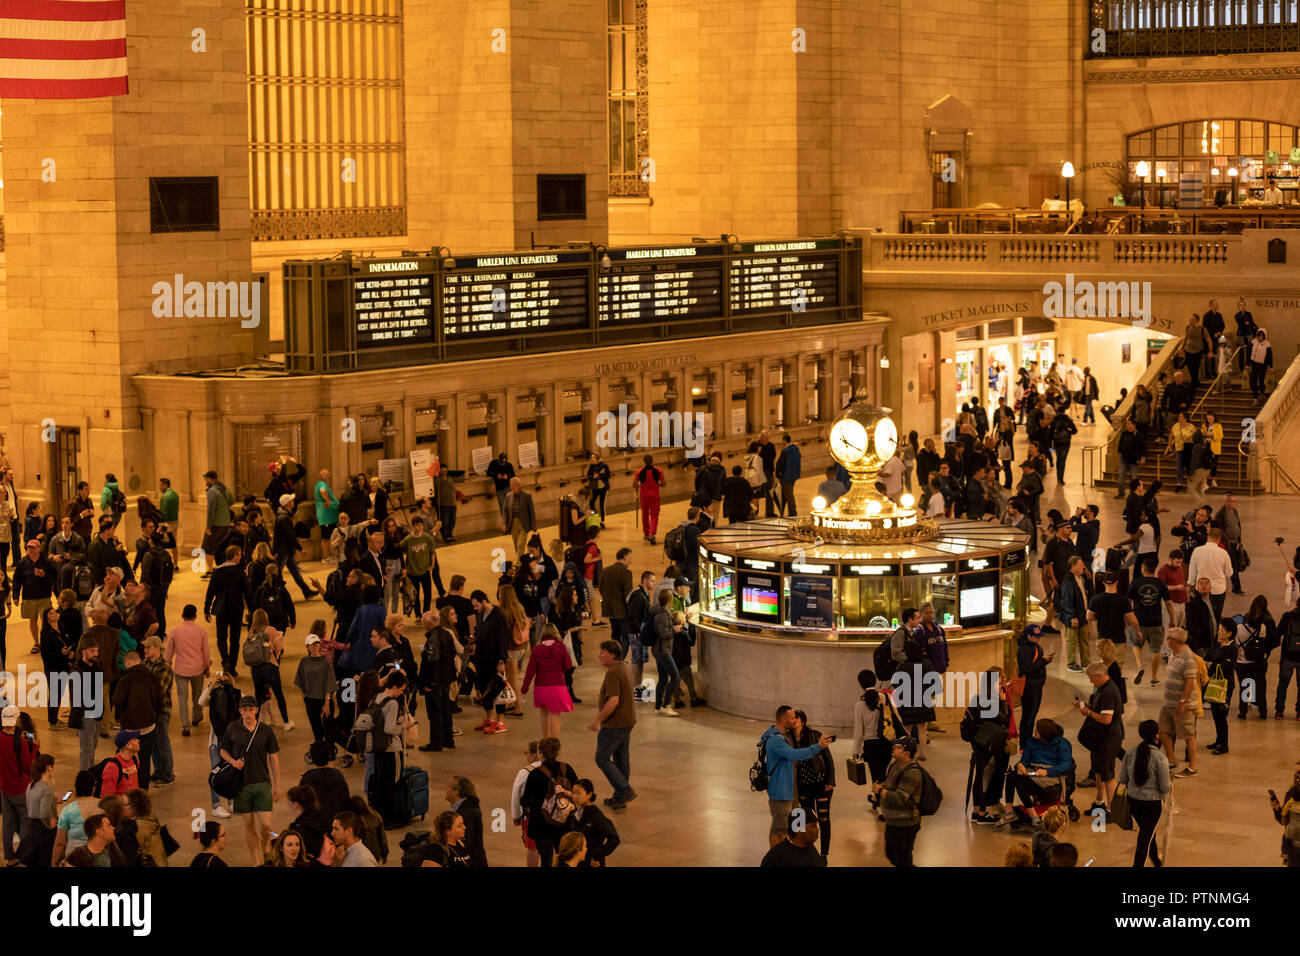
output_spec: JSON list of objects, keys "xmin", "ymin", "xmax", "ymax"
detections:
[
  {"xmin": 1161, "ymin": 345, "xmax": 1244, "ymax": 457},
  {"xmin": 1245, "ymin": 447, "xmax": 1300, "ymax": 496}
]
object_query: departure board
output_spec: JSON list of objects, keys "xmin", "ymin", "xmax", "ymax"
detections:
[
  {"xmin": 729, "ymin": 239, "xmax": 840, "ymax": 314},
  {"xmin": 353, "ymin": 259, "xmax": 436, "ymax": 347},
  {"xmin": 442, "ymin": 251, "xmax": 591, "ymax": 339},
  {"xmin": 597, "ymin": 245, "xmax": 725, "ymax": 325}
]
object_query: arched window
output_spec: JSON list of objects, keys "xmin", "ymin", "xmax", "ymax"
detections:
[{"xmin": 1125, "ymin": 119, "xmax": 1300, "ymax": 204}]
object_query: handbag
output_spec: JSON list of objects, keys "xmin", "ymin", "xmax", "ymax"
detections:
[
  {"xmin": 844, "ymin": 758, "xmax": 868, "ymax": 786},
  {"xmin": 1236, "ymin": 545, "xmax": 1251, "ymax": 572},
  {"xmin": 160, "ymin": 824, "xmax": 181, "ymax": 857},
  {"xmin": 208, "ymin": 721, "xmax": 259, "ymax": 799},
  {"xmin": 1110, "ymin": 785, "xmax": 1134, "ymax": 830},
  {"xmin": 1077, "ymin": 716, "xmax": 1107, "ymax": 751},
  {"xmin": 1203, "ymin": 664, "xmax": 1229, "ymax": 705}
]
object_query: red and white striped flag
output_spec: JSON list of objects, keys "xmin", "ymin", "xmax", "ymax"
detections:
[{"xmin": 0, "ymin": 0, "xmax": 127, "ymax": 98}]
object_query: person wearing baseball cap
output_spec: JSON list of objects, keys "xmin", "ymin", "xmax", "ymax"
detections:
[
  {"xmin": 99, "ymin": 730, "xmax": 142, "ymax": 797},
  {"xmin": 0, "ymin": 703, "xmax": 38, "ymax": 864},
  {"xmin": 874, "ymin": 735, "xmax": 924, "ymax": 867},
  {"xmin": 219, "ymin": 692, "xmax": 282, "ymax": 863},
  {"xmin": 273, "ymin": 491, "xmax": 315, "ymax": 603},
  {"xmin": 1017, "ymin": 623, "xmax": 1052, "ymax": 733},
  {"xmin": 85, "ymin": 564, "xmax": 129, "ymax": 631},
  {"xmin": 293, "ymin": 630, "xmax": 336, "ymax": 745}
]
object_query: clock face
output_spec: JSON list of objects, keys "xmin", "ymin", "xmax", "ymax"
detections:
[
  {"xmin": 829, "ymin": 419, "xmax": 869, "ymax": 465},
  {"xmin": 874, "ymin": 418, "xmax": 898, "ymax": 461}
]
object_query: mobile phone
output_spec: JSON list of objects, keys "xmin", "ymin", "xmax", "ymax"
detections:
[
  {"xmin": 1268, "ymin": 789, "xmax": 1278, "ymax": 802},
  {"xmin": 269, "ymin": 831, "xmax": 279, "ymax": 840},
  {"xmin": 826, "ymin": 734, "xmax": 838, "ymax": 743},
  {"xmin": 61, "ymin": 790, "xmax": 73, "ymax": 802}
]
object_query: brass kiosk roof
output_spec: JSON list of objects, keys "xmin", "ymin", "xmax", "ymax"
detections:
[{"xmin": 699, "ymin": 517, "xmax": 1029, "ymax": 567}]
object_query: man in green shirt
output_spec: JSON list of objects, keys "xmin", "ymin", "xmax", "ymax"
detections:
[
  {"xmin": 157, "ymin": 477, "xmax": 180, "ymax": 565},
  {"xmin": 401, "ymin": 516, "xmax": 439, "ymax": 614}
]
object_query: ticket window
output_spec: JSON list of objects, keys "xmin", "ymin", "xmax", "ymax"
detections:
[
  {"xmin": 840, "ymin": 576, "xmax": 901, "ymax": 629},
  {"xmin": 901, "ymin": 574, "xmax": 957, "ymax": 627},
  {"xmin": 705, "ymin": 563, "xmax": 737, "ymax": 618}
]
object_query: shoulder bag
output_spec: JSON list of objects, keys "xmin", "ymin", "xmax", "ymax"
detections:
[
  {"xmin": 1203, "ymin": 665, "xmax": 1229, "ymax": 705},
  {"xmin": 1110, "ymin": 785, "xmax": 1134, "ymax": 830},
  {"xmin": 208, "ymin": 722, "xmax": 258, "ymax": 800}
]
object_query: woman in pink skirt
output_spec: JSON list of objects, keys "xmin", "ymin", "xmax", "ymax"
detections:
[
  {"xmin": 634, "ymin": 453, "xmax": 665, "ymax": 545},
  {"xmin": 521, "ymin": 623, "xmax": 574, "ymax": 738}
]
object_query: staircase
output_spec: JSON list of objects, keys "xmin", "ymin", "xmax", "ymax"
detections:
[{"xmin": 1095, "ymin": 367, "xmax": 1266, "ymax": 494}]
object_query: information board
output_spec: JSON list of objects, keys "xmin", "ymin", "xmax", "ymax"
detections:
[
  {"xmin": 354, "ymin": 259, "xmax": 436, "ymax": 347},
  {"xmin": 597, "ymin": 245, "xmax": 724, "ymax": 325},
  {"xmin": 729, "ymin": 239, "xmax": 840, "ymax": 315},
  {"xmin": 442, "ymin": 251, "xmax": 590, "ymax": 339}
]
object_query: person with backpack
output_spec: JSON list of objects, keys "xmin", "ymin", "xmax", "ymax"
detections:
[
  {"xmin": 625, "ymin": 570, "xmax": 655, "ymax": 696},
  {"xmin": 100, "ymin": 474, "xmax": 127, "ymax": 530},
  {"xmin": 874, "ymin": 735, "xmax": 927, "ymax": 867},
  {"xmin": 201, "ymin": 469, "xmax": 236, "ymax": 575},
  {"xmin": 362, "ymin": 672, "xmax": 409, "ymax": 827},
  {"xmin": 756, "ymin": 705, "xmax": 831, "ymax": 848},
  {"xmin": 882, "ymin": 608, "xmax": 930, "ymax": 758},
  {"xmin": 94, "ymin": 730, "xmax": 141, "ymax": 798},
  {"xmin": 633, "ymin": 453, "xmax": 665, "ymax": 545},
  {"xmin": 138, "ymin": 531, "xmax": 176, "ymax": 635},
  {"xmin": 199, "ymin": 671, "xmax": 242, "ymax": 819},
  {"xmin": 219, "ymin": 694, "xmax": 282, "ymax": 864},
  {"xmin": 1234, "ymin": 595, "xmax": 1277, "ymax": 720},
  {"xmin": 1050, "ymin": 407, "xmax": 1077, "ymax": 484},
  {"xmin": 520, "ymin": 735, "xmax": 579, "ymax": 867},
  {"xmin": 253, "ymin": 563, "xmax": 297, "ymax": 636},
  {"xmin": 244, "ymin": 609, "xmax": 294, "ymax": 732}
]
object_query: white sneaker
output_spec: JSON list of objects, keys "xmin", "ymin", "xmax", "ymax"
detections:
[
  {"xmin": 212, "ymin": 805, "xmax": 232, "ymax": 819},
  {"xmin": 657, "ymin": 707, "xmax": 679, "ymax": 717},
  {"xmin": 282, "ymin": 721, "xmax": 295, "ymax": 732}
]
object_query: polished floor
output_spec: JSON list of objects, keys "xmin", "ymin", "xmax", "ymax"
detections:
[{"xmin": 21, "ymin": 425, "xmax": 1300, "ymax": 866}]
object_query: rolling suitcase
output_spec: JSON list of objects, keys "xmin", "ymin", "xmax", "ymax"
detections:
[{"xmin": 385, "ymin": 764, "xmax": 428, "ymax": 828}]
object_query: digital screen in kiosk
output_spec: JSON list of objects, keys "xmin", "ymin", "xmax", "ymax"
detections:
[
  {"xmin": 598, "ymin": 245, "xmax": 724, "ymax": 325},
  {"xmin": 353, "ymin": 259, "xmax": 436, "ymax": 347},
  {"xmin": 788, "ymin": 575, "xmax": 834, "ymax": 628},
  {"xmin": 958, "ymin": 569, "xmax": 1001, "ymax": 628},
  {"xmin": 729, "ymin": 239, "xmax": 840, "ymax": 314},
  {"xmin": 712, "ymin": 571, "xmax": 734, "ymax": 602},
  {"xmin": 442, "ymin": 251, "xmax": 591, "ymax": 338},
  {"xmin": 737, "ymin": 571, "xmax": 781, "ymax": 623}
]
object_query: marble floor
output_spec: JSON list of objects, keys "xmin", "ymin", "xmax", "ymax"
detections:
[{"xmin": 21, "ymin": 428, "xmax": 1300, "ymax": 867}]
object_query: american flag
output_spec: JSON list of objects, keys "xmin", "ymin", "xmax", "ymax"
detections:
[{"xmin": 0, "ymin": 0, "xmax": 128, "ymax": 98}]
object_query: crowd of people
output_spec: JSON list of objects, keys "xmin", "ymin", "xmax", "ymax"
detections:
[{"xmin": 0, "ymin": 388, "xmax": 1296, "ymax": 871}]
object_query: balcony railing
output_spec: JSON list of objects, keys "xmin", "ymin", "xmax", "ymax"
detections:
[
  {"xmin": 1089, "ymin": 2, "xmax": 1300, "ymax": 58},
  {"xmin": 899, "ymin": 207, "xmax": 1300, "ymax": 235},
  {"xmin": 865, "ymin": 233, "xmax": 1237, "ymax": 271}
]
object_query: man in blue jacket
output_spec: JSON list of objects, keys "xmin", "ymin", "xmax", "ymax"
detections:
[
  {"xmin": 775, "ymin": 434, "xmax": 802, "ymax": 517},
  {"xmin": 761, "ymin": 705, "xmax": 831, "ymax": 847}
]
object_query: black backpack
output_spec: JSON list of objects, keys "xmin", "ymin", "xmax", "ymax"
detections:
[
  {"xmin": 400, "ymin": 831, "xmax": 434, "ymax": 867},
  {"xmin": 208, "ymin": 684, "xmax": 242, "ymax": 740},
  {"xmin": 873, "ymin": 629, "xmax": 903, "ymax": 683},
  {"xmin": 324, "ymin": 568, "xmax": 344, "ymax": 603},
  {"xmin": 89, "ymin": 755, "xmax": 130, "ymax": 798},
  {"xmin": 108, "ymin": 488, "xmax": 127, "ymax": 514},
  {"xmin": 749, "ymin": 735, "xmax": 770, "ymax": 792},
  {"xmin": 146, "ymin": 549, "xmax": 174, "ymax": 591},
  {"xmin": 1284, "ymin": 615, "xmax": 1300, "ymax": 657},
  {"xmin": 664, "ymin": 525, "xmax": 687, "ymax": 564},
  {"xmin": 72, "ymin": 563, "xmax": 95, "ymax": 601}
]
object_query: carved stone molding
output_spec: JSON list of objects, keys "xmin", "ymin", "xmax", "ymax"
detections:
[{"xmin": 1088, "ymin": 65, "xmax": 1300, "ymax": 84}]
